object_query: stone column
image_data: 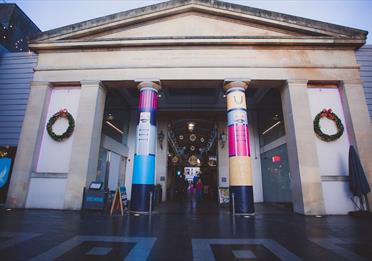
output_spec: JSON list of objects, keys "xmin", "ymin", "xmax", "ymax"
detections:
[
  {"xmin": 280, "ymin": 80, "xmax": 325, "ymax": 215},
  {"xmin": 224, "ymin": 81, "xmax": 254, "ymax": 215},
  {"xmin": 341, "ymin": 80, "xmax": 372, "ymax": 205},
  {"xmin": 130, "ymin": 81, "xmax": 161, "ymax": 212},
  {"xmin": 64, "ymin": 80, "xmax": 106, "ymax": 210},
  {"xmin": 6, "ymin": 81, "xmax": 51, "ymax": 208}
]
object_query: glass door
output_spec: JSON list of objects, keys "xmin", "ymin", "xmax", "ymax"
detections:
[{"xmin": 261, "ymin": 144, "xmax": 292, "ymax": 202}]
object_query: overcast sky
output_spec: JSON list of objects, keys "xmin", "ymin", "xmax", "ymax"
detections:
[{"xmin": 6, "ymin": 0, "xmax": 372, "ymax": 43}]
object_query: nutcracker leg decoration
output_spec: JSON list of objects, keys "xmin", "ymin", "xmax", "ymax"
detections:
[
  {"xmin": 130, "ymin": 81, "xmax": 160, "ymax": 212},
  {"xmin": 224, "ymin": 81, "xmax": 254, "ymax": 215}
]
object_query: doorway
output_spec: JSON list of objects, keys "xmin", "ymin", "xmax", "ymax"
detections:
[
  {"xmin": 257, "ymin": 88, "xmax": 292, "ymax": 210},
  {"xmin": 165, "ymin": 115, "xmax": 220, "ymax": 213}
]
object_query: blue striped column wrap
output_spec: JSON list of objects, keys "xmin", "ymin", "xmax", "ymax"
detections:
[
  {"xmin": 226, "ymin": 85, "xmax": 254, "ymax": 215},
  {"xmin": 131, "ymin": 86, "xmax": 158, "ymax": 212}
]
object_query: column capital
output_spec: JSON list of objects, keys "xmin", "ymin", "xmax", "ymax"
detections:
[
  {"xmin": 137, "ymin": 81, "xmax": 161, "ymax": 92},
  {"xmin": 30, "ymin": 81, "xmax": 52, "ymax": 88},
  {"xmin": 80, "ymin": 80, "xmax": 103, "ymax": 87},
  {"xmin": 223, "ymin": 80, "xmax": 250, "ymax": 92},
  {"xmin": 286, "ymin": 79, "xmax": 308, "ymax": 85}
]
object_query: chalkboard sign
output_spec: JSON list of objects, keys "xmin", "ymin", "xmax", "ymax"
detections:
[
  {"xmin": 110, "ymin": 187, "xmax": 124, "ymax": 216},
  {"xmin": 82, "ymin": 187, "xmax": 107, "ymax": 211}
]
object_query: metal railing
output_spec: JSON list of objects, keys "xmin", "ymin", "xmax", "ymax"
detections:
[
  {"xmin": 231, "ymin": 193, "xmax": 235, "ymax": 216},
  {"xmin": 149, "ymin": 192, "xmax": 153, "ymax": 216}
]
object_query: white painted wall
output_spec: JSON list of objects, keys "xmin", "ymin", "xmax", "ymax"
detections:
[
  {"xmin": 322, "ymin": 181, "xmax": 355, "ymax": 214},
  {"xmin": 36, "ymin": 87, "xmax": 81, "ymax": 173},
  {"xmin": 307, "ymin": 87, "xmax": 354, "ymax": 214},
  {"xmin": 217, "ymin": 121, "xmax": 229, "ymax": 188},
  {"xmin": 308, "ymin": 88, "xmax": 350, "ymax": 176},
  {"xmin": 124, "ymin": 110, "xmax": 137, "ymax": 200},
  {"xmin": 108, "ymin": 152, "xmax": 121, "ymax": 191},
  {"xmin": 248, "ymin": 111, "xmax": 264, "ymax": 202},
  {"xmin": 25, "ymin": 178, "xmax": 67, "ymax": 209},
  {"xmin": 155, "ymin": 119, "xmax": 168, "ymax": 202}
]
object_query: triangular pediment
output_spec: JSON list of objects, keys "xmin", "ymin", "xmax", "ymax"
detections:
[
  {"xmin": 76, "ymin": 11, "xmax": 303, "ymax": 40},
  {"xmin": 30, "ymin": 0, "xmax": 367, "ymax": 48}
]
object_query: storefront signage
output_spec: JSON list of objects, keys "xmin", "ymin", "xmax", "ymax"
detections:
[
  {"xmin": 137, "ymin": 112, "xmax": 155, "ymax": 155},
  {"xmin": 218, "ymin": 187, "xmax": 229, "ymax": 204}
]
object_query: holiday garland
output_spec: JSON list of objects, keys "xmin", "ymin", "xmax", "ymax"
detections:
[
  {"xmin": 313, "ymin": 108, "xmax": 344, "ymax": 142},
  {"xmin": 46, "ymin": 109, "xmax": 75, "ymax": 142}
]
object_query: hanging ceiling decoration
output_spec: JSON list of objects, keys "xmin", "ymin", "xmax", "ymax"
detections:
[
  {"xmin": 208, "ymin": 156, "xmax": 217, "ymax": 167},
  {"xmin": 172, "ymin": 156, "xmax": 179, "ymax": 164},
  {"xmin": 189, "ymin": 134, "xmax": 197, "ymax": 142},
  {"xmin": 188, "ymin": 155, "xmax": 198, "ymax": 166},
  {"xmin": 187, "ymin": 122, "xmax": 195, "ymax": 132},
  {"xmin": 167, "ymin": 119, "xmax": 218, "ymax": 166}
]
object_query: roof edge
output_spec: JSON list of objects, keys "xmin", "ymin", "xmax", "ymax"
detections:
[{"xmin": 32, "ymin": 0, "xmax": 368, "ymax": 42}]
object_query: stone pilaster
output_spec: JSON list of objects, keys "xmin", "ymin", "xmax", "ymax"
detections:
[
  {"xmin": 341, "ymin": 80, "xmax": 372, "ymax": 206},
  {"xmin": 6, "ymin": 81, "xmax": 51, "ymax": 208},
  {"xmin": 64, "ymin": 80, "xmax": 106, "ymax": 210},
  {"xmin": 281, "ymin": 80, "xmax": 325, "ymax": 215}
]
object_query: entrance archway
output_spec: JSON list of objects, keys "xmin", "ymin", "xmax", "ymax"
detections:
[
  {"xmin": 100, "ymin": 80, "xmax": 294, "ymax": 214},
  {"xmin": 166, "ymin": 115, "xmax": 219, "ymax": 212}
]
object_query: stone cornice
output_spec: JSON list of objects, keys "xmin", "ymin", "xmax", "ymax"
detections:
[{"xmin": 29, "ymin": 36, "xmax": 366, "ymax": 52}]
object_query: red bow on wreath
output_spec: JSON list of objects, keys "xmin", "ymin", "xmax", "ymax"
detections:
[
  {"xmin": 320, "ymin": 108, "xmax": 334, "ymax": 120},
  {"xmin": 58, "ymin": 108, "xmax": 68, "ymax": 117}
]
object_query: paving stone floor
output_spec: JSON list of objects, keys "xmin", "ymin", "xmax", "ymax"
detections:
[{"xmin": 0, "ymin": 200, "xmax": 371, "ymax": 260}]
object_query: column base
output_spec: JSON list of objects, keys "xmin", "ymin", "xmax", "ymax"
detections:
[
  {"xmin": 130, "ymin": 184, "xmax": 154, "ymax": 212},
  {"xmin": 230, "ymin": 186, "xmax": 255, "ymax": 214}
]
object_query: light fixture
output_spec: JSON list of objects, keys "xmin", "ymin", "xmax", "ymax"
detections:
[
  {"xmin": 158, "ymin": 130, "xmax": 165, "ymax": 150},
  {"xmin": 105, "ymin": 121, "xmax": 123, "ymax": 134},
  {"xmin": 219, "ymin": 131, "xmax": 227, "ymax": 148},
  {"xmin": 262, "ymin": 121, "xmax": 281, "ymax": 135},
  {"xmin": 188, "ymin": 122, "xmax": 195, "ymax": 132},
  {"xmin": 107, "ymin": 113, "xmax": 114, "ymax": 121}
]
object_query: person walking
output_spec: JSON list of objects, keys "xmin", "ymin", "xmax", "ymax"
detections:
[
  {"xmin": 176, "ymin": 174, "xmax": 187, "ymax": 205},
  {"xmin": 196, "ymin": 178, "xmax": 203, "ymax": 202}
]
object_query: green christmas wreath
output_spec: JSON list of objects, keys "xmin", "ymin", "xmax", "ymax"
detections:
[
  {"xmin": 313, "ymin": 108, "xmax": 344, "ymax": 142},
  {"xmin": 46, "ymin": 109, "xmax": 75, "ymax": 142}
]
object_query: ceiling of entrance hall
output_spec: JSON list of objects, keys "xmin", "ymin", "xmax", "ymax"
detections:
[{"xmin": 104, "ymin": 80, "xmax": 284, "ymax": 111}]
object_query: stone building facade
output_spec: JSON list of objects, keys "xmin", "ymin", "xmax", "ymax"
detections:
[{"xmin": 5, "ymin": 0, "xmax": 372, "ymax": 215}]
